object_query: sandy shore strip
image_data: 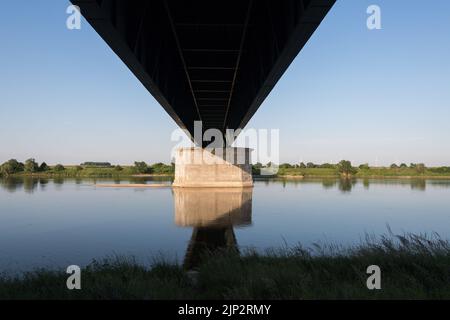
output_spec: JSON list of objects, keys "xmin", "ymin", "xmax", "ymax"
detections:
[{"xmin": 94, "ymin": 184, "xmax": 172, "ymax": 188}]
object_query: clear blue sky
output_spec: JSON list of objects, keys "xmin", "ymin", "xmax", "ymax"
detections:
[{"xmin": 1, "ymin": 0, "xmax": 450, "ymax": 166}]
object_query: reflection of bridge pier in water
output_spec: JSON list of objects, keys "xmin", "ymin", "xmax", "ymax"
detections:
[{"xmin": 173, "ymin": 188, "xmax": 253, "ymax": 270}]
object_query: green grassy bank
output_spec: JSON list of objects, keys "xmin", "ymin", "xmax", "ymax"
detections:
[
  {"xmin": 3, "ymin": 158, "xmax": 450, "ymax": 179},
  {"xmin": 5, "ymin": 166, "xmax": 450, "ymax": 180},
  {"xmin": 275, "ymin": 166, "xmax": 450, "ymax": 179},
  {"xmin": 7, "ymin": 166, "xmax": 173, "ymax": 178},
  {"xmin": 1, "ymin": 233, "xmax": 449, "ymax": 300},
  {"xmin": 0, "ymin": 159, "xmax": 174, "ymax": 178}
]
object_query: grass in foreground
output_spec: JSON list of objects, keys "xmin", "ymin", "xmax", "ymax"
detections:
[{"xmin": 1, "ymin": 233, "xmax": 449, "ymax": 300}]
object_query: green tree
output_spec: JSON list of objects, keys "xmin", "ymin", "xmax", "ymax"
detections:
[
  {"xmin": 0, "ymin": 159, "xmax": 24, "ymax": 176},
  {"xmin": 151, "ymin": 162, "xmax": 174, "ymax": 174},
  {"xmin": 134, "ymin": 161, "xmax": 150, "ymax": 174},
  {"xmin": 337, "ymin": 160, "xmax": 357, "ymax": 177},
  {"xmin": 390, "ymin": 163, "xmax": 399, "ymax": 169},
  {"xmin": 54, "ymin": 164, "xmax": 65, "ymax": 172},
  {"xmin": 306, "ymin": 162, "xmax": 315, "ymax": 168},
  {"xmin": 252, "ymin": 162, "xmax": 263, "ymax": 175},
  {"xmin": 415, "ymin": 163, "xmax": 426, "ymax": 174},
  {"xmin": 24, "ymin": 158, "xmax": 39, "ymax": 173},
  {"xmin": 75, "ymin": 165, "xmax": 83, "ymax": 171},
  {"xmin": 39, "ymin": 162, "xmax": 49, "ymax": 172},
  {"xmin": 400, "ymin": 163, "xmax": 407, "ymax": 168},
  {"xmin": 359, "ymin": 163, "xmax": 370, "ymax": 170},
  {"xmin": 114, "ymin": 165, "xmax": 123, "ymax": 171},
  {"xmin": 299, "ymin": 162, "xmax": 306, "ymax": 169}
]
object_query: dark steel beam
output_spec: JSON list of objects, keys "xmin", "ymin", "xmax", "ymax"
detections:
[
  {"xmin": 222, "ymin": 0, "xmax": 253, "ymax": 131},
  {"xmin": 183, "ymin": 49, "xmax": 240, "ymax": 53},
  {"xmin": 188, "ymin": 67, "xmax": 235, "ymax": 70},
  {"xmin": 191, "ymin": 80, "xmax": 232, "ymax": 83},
  {"xmin": 163, "ymin": 0, "xmax": 202, "ymax": 122},
  {"xmin": 175, "ymin": 23, "xmax": 247, "ymax": 27}
]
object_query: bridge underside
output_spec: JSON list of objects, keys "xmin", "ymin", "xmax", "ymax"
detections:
[{"xmin": 71, "ymin": 0, "xmax": 335, "ymax": 144}]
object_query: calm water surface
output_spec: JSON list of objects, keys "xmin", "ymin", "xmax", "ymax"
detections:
[{"xmin": 1, "ymin": 177, "xmax": 449, "ymax": 273}]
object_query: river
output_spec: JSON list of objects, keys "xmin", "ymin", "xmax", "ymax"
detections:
[{"xmin": 1, "ymin": 177, "xmax": 449, "ymax": 273}]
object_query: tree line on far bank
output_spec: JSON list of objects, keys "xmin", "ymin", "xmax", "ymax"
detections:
[
  {"xmin": 0, "ymin": 159, "xmax": 174, "ymax": 177},
  {"xmin": 274, "ymin": 161, "xmax": 427, "ymax": 171},
  {"xmin": 2, "ymin": 158, "xmax": 449, "ymax": 178},
  {"xmin": 0, "ymin": 159, "xmax": 64, "ymax": 176},
  {"xmin": 253, "ymin": 160, "xmax": 448, "ymax": 177}
]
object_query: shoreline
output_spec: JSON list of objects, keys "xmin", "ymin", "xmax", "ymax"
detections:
[
  {"xmin": 260, "ymin": 175, "xmax": 450, "ymax": 180},
  {"xmin": 94, "ymin": 183, "xmax": 172, "ymax": 188},
  {"xmin": 3, "ymin": 173, "xmax": 450, "ymax": 180},
  {"xmin": 2, "ymin": 173, "xmax": 174, "ymax": 178}
]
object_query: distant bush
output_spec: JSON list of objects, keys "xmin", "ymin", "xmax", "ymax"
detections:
[
  {"xmin": 54, "ymin": 164, "xmax": 65, "ymax": 172},
  {"xmin": 75, "ymin": 165, "xmax": 83, "ymax": 171},
  {"xmin": 150, "ymin": 162, "xmax": 174, "ymax": 174},
  {"xmin": 39, "ymin": 162, "xmax": 49, "ymax": 172},
  {"xmin": 24, "ymin": 158, "xmax": 39, "ymax": 173},
  {"xmin": 81, "ymin": 162, "xmax": 112, "ymax": 168},
  {"xmin": 415, "ymin": 163, "xmax": 426, "ymax": 174},
  {"xmin": 252, "ymin": 163, "xmax": 263, "ymax": 175},
  {"xmin": 359, "ymin": 163, "xmax": 370, "ymax": 170},
  {"xmin": 337, "ymin": 160, "xmax": 357, "ymax": 177},
  {"xmin": 253, "ymin": 162, "xmax": 263, "ymax": 169},
  {"xmin": 0, "ymin": 159, "xmax": 24, "ymax": 176},
  {"xmin": 114, "ymin": 165, "xmax": 123, "ymax": 171},
  {"xmin": 390, "ymin": 163, "xmax": 399, "ymax": 169},
  {"xmin": 306, "ymin": 162, "xmax": 316, "ymax": 168},
  {"xmin": 252, "ymin": 165, "xmax": 261, "ymax": 175},
  {"xmin": 134, "ymin": 161, "xmax": 151, "ymax": 174},
  {"xmin": 319, "ymin": 163, "xmax": 335, "ymax": 169},
  {"xmin": 428, "ymin": 166, "xmax": 450, "ymax": 174}
]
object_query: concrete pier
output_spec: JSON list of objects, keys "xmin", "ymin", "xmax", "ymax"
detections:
[{"xmin": 172, "ymin": 147, "xmax": 253, "ymax": 188}]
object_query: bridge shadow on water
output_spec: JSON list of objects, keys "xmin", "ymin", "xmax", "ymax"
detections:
[{"xmin": 172, "ymin": 187, "xmax": 253, "ymax": 270}]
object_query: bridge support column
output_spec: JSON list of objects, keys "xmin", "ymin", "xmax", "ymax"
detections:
[{"xmin": 172, "ymin": 147, "xmax": 253, "ymax": 188}]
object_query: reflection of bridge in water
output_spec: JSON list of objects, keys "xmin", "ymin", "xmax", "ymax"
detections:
[{"xmin": 173, "ymin": 188, "xmax": 252, "ymax": 270}]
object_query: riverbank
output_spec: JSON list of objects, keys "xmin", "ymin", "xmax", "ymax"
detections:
[
  {"xmin": 0, "ymin": 160, "xmax": 175, "ymax": 178},
  {"xmin": 94, "ymin": 183, "xmax": 172, "ymax": 188},
  {"xmin": 3, "ymin": 162, "xmax": 450, "ymax": 180},
  {"xmin": 6, "ymin": 168, "xmax": 450, "ymax": 180},
  {"xmin": 1, "ymin": 233, "xmax": 448, "ymax": 299},
  {"xmin": 275, "ymin": 167, "xmax": 450, "ymax": 179},
  {"xmin": 4, "ymin": 166, "xmax": 174, "ymax": 179}
]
